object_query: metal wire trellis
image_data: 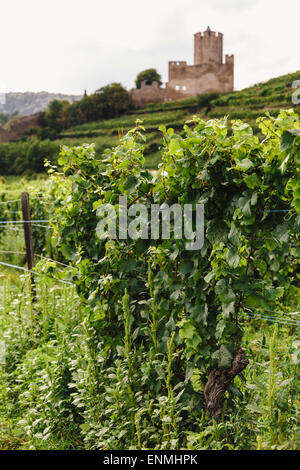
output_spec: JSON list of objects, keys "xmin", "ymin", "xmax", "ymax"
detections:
[
  {"xmin": 0, "ymin": 199, "xmax": 20, "ymax": 205},
  {"xmin": 0, "ymin": 220, "xmax": 52, "ymax": 224},
  {"xmin": 0, "ymin": 261, "xmax": 73, "ymax": 285},
  {"xmin": 0, "ymin": 200, "xmax": 299, "ymax": 324},
  {"xmin": 242, "ymin": 310, "xmax": 300, "ymax": 327}
]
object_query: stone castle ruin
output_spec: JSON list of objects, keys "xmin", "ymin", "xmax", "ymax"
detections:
[
  {"xmin": 131, "ymin": 27, "xmax": 234, "ymax": 106},
  {"xmin": 0, "ymin": 27, "xmax": 234, "ymax": 143}
]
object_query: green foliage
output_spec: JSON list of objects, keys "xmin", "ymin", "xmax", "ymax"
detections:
[
  {"xmin": 196, "ymin": 92, "xmax": 219, "ymax": 111},
  {"xmin": 94, "ymin": 83, "xmax": 132, "ymax": 119},
  {"xmin": 135, "ymin": 68, "xmax": 162, "ymax": 89},
  {"xmin": 1, "ymin": 71, "xmax": 299, "ymax": 175},
  {"xmin": 0, "ymin": 108, "xmax": 299, "ymax": 448},
  {"xmin": 49, "ymin": 71, "xmax": 300, "ymax": 170},
  {"xmin": 39, "ymin": 111, "xmax": 299, "ymax": 446},
  {"xmin": 65, "ymin": 109, "xmax": 188, "ymax": 134},
  {"xmin": 45, "ymin": 100, "xmax": 67, "ymax": 132},
  {"xmin": 0, "ymin": 176, "xmax": 55, "ymax": 264},
  {"xmin": 0, "ymin": 139, "xmax": 59, "ymax": 175},
  {"xmin": 187, "ymin": 323, "xmax": 299, "ymax": 450},
  {"xmin": 43, "ymin": 84, "xmax": 132, "ymax": 134},
  {"xmin": 0, "ymin": 252, "xmax": 298, "ymax": 450},
  {"xmin": 0, "ymin": 112, "xmax": 20, "ymax": 127}
]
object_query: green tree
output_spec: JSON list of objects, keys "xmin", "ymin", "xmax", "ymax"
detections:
[
  {"xmin": 45, "ymin": 99, "xmax": 67, "ymax": 131},
  {"xmin": 135, "ymin": 68, "xmax": 162, "ymax": 89},
  {"xmin": 94, "ymin": 82, "xmax": 131, "ymax": 119}
]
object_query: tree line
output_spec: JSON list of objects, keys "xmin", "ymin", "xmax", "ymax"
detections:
[{"xmin": 41, "ymin": 69, "xmax": 162, "ymax": 138}]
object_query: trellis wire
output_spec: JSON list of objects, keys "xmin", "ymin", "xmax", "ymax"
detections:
[
  {"xmin": 0, "ymin": 261, "xmax": 37, "ymax": 273},
  {"xmin": 0, "ymin": 195, "xmax": 47, "ymax": 205},
  {"xmin": 0, "ymin": 199, "xmax": 19, "ymax": 205},
  {"xmin": 263, "ymin": 209, "xmax": 292, "ymax": 213},
  {"xmin": 242, "ymin": 310, "xmax": 300, "ymax": 327},
  {"xmin": 244, "ymin": 304, "xmax": 300, "ymax": 319},
  {"xmin": 0, "ymin": 261, "xmax": 73, "ymax": 285},
  {"xmin": 1, "ymin": 211, "xmax": 22, "ymax": 214},
  {"xmin": 0, "ymin": 251, "xmax": 75, "ymax": 270},
  {"xmin": 0, "ymin": 220, "xmax": 52, "ymax": 224},
  {"xmin": 0, "ymin": 250, "xmax": 26, "ymax": 255},
  {"xmin": 1, "ymin": 198, "xmax": 299, "ymax": 321},
  {"xmin": 0, "ymin": 250, "xmax": 75, "ymax": 269},
  {"xmin": 247, "ymin": 312, "xmax": 300, "ymax": 326},
  {"xmin": 1, "ymin": 260, "xmax": 297, "ymax": 324},
  {"xmin": 35, "ymin": 254, "xmax": 76, "ymax": 269}
]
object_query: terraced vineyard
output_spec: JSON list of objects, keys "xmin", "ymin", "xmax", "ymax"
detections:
[
  {"xmin": 0, "ymin": 110, "xmax": 299, "ymax": 450},
  {"xmin": 54, "ymin": 71, "xmax": 300, "ymax": 168}
]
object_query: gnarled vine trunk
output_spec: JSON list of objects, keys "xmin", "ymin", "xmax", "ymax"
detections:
[{"xmin": 204, "ymin": 347, "xmax": 249, "ymax": 418}]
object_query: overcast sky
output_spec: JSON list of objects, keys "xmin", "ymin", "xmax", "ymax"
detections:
[{"xmin": 0, "ymin": 0, "xmax": 299, "ymax": 95}]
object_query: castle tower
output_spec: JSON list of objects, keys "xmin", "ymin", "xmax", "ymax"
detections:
[
  {"xmin": 131, "ymin": 27, "xmax": 234, "ymax": 106},
  {"xmin": 194, "ymin": 26, "xmax": 223, "ymax": 65}
]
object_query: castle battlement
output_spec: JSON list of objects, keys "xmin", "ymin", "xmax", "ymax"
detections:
[
  {"xmin": 131, "ymin": 27, "xmax": 234, "ymax": 107},
  {"xmin": 194, "ymin": 28, "xmax": 223, "ymax": 39},
  {"xmin": 194, "ymin": 26, "xmax": 224, "ymax": 65},
  {"xmin": 225, "ymin": 54, "xmax": 234, "ymax": 64}
]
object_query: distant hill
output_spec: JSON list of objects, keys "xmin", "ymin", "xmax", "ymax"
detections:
[{"xmin": 0, "ymin": 91, "xmax": 82, "ymax": 116}]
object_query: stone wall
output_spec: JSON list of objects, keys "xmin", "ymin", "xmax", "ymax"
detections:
[
  {"xmin": 0, "ymin": 112, "xmax": 44, "ymax": 143},
  {"xmin": 130, "ymin": 81, "xmax": 167, "ymax": 107},
  {"xmin": 131, "ymin": 27, "xmax": 234, "ymax": 107},
  {"xmin": 167, "ymin": 54, "xmax": 234, "ymax": 97}
]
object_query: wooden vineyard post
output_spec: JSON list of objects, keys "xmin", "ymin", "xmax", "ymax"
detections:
[
  {"xmin": 21, "ymin": 192, "xmax": 35, "ymax": 270},
  {"xmin": 21, "ymin": 192, "xmax": 36, "ymax": 308}
]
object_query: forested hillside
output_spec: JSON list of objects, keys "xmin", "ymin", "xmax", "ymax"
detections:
[
  {"xmin": 48, "ymin": 70, "xmax": 300, "ymax": 169},
  {"xmin": 0, "ymin": 70, "xmax": 299, "ymax": 174}
]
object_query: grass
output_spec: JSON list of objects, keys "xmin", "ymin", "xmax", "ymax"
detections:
[
  {"xmin": 63, "ymin": 109, "xmax": 189, "ymax": 134},
  {"xmin": 0, "ymin": 181, "xmax": 299, "ymax": 450},
  {"xmin": 0, "ymin": 269, "xmax": 298, "ymax": 450},
  {"xmin": 0, "ymin": 108, "xmax": 299, "ymax": 449}
]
